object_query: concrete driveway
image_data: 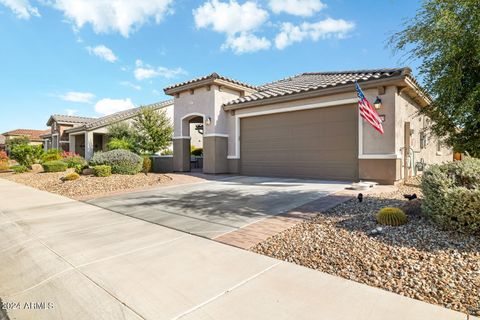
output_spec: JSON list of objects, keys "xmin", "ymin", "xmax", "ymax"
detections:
[
  {"xmin": 0, "ymin": 178, "xmax": 469, "ymax": 320},
  {"xmin": 86, "ymin": 176, "xmax": 348, "ymax": 239}
]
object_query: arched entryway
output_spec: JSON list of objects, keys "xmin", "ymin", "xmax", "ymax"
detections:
[{"xmin": 173, "ymin": 113, "xmax": 205, "ymax": 172}]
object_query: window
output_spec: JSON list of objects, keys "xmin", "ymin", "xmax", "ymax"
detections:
[{"xmin": 420, "ymin": 131, "xmax": 428, "ymax": 149}]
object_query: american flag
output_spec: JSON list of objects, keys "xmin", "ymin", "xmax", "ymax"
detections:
[{"xmin": 355, "ymin": 81, "xmax": 384, "ymax": 134}]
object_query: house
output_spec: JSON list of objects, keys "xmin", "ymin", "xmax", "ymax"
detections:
[
  {"xmin": 43, "ymin": 100, "xmax": 200, "ymax": 159},
  {"xmin": 2, "ymin": 129, "xmax": 50, "ymax": 149},
  {"xmin": 164, "ymin": 68, "xmax": 452, "ymax": 184},
  {"xmin": 0, "ymin": 134, "xmax": 5, "ymax": 151},
  {"xmin": 42, "ymin": 115, "xmax": 96, "ymax": 152}
]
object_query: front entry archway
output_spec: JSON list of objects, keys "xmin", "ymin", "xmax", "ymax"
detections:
[{"xmin": 174, "ymin": 113, "xmax": 205, "ymax": 172}]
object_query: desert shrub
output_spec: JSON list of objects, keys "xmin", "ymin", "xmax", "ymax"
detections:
[
  {"xmin": 11, "ymin": 165, "xmax": 28, "ymax": 174},
  {"xmin": 162, "ymin": 149, "xmax": 173, "ymax": 155},
  {"xmin": 89, "ymin": 150, "xmax": 142, "ymax": 175},
  {"xmin": 0, "ymin": 151, "xmax": 9, "ymax": 171},
  {"xmin": 63, "ymin": 172, "xmax": 80, "ymax": 181},
  {"xmin": 41, "ymin": 149, "xmax": 62, "ymax": 162},
  {"xmin": 142, "ymin": 155, "xmax": 152, "ymax": 173},
  {"xmin": 191, "ymin": 148, "xmax": 203, "ymax": 156},
  {"xmin": 421, "ymin": 158, "xmax": 480, "ymax": 233},
  {"xmin": 376, "ymin": 207, "xmax": 408, "ymax": 226},
  {"xmin": 10, "ymin": 144, "xmax": 43, "ymax": 166},
  {"xmin": 107, "ymin": 138, "xmax": 134, "ymax": 151},
  {"xmin": 399, "ymin": 199, "xmax": 423, "ymax": 216},
  {"xmin": 43, "ymin": 160, "xmax": 67, "ymax": 172},
  {"xmin": 0, "ymin": 151, "xmax": 8, "ymax": 161},
  {"xmin": 93, "ymin": 165, "xmax": 111, "ymax": 177},
  {"xmin": 62, "ymin": 154, "xmax": 87, "ymax": 168}
]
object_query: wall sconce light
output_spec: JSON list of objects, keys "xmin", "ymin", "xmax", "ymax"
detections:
[
  {"xmin": 205, "ymin": 117, "xmax": 212, "ymax": 125},
  {"xmin": 373, "ymin": 96, "xmax": 382, "ymax": 109}
]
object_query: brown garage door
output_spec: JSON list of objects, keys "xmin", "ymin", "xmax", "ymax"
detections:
[{"xmin": 240, "ymin": 104, "xmax": 358, "ymax": 180}]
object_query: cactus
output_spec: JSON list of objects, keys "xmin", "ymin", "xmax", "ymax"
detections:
[{"xmin": 376, "ymin": 207, "xmax": 408, "ymax": 226}]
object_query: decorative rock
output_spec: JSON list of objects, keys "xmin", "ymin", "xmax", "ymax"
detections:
[
  {"xmin": 30, "ymin": 164, "xmax": 44, "ymax": 172},
  {"xmin": 82, "ymin": 168, "xmax": 94, "ymax": 175}
]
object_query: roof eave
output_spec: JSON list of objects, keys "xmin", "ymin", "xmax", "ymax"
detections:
[
  {"xmin": 223, "ymin": 75, "xmax": 420, "ymax": 111},
  {"xmin": 165, "ymin": 78, "xmax": 257, "ymax": 96}
]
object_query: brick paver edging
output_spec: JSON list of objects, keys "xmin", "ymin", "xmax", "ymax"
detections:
[{"xmin": 214, "ymin": 192, "xmax": 355, "ymax": 249}]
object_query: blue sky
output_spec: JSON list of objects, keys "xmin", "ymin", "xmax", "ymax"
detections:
[{"xmin": 0, "ymin": 0, "xmax": 421, "ymax": 133}]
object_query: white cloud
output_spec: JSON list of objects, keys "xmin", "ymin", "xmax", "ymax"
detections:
[
  {"xmin": 86, "ymin": 45, "xmax": 118, "ymax": 63},
  {"xmin": 222, "ymin": 33, "xmax": 270, "ymax": 54},
  {"xmin": 120, "ymin": 81, "xmax": 141, "ymax": 91},
  {"xmin": 193, "ymin": 0, "xmax": 269, "ymax": 54},
  {"xmin": 194, "ymin": 0, "xmax": 269, "ymax": 35},
  {"xmin": 134, "ymin": 60, "xmax": 186, "ymax": 81},
  {"xmin": 49, "ymin": 0, "xmax": 173, "ymax": 37},
  {"xmin": 268, "ymin": 0, "xmax": 325, "ymax": 17},
  {"xmin": 65, "ymin": 109, "xmax": 78, "ymax": 116},
  {"xmin": 0, "ymin": 0, "xmax": 39, "ymax": 19},
  {"xmin": 275, "ymin": 18, "xmax": 355, "ymax": 50},
  {"xmin": 94, "ymin": 98, "xmax": 135, "ymax": 115},
  {"xmin": 59, "ymin": 91, "xmax": 95, "ymax": 103}
]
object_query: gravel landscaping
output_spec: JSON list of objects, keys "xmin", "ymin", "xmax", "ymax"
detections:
[
  {"xmin": 0, "ymin": 170, "xmax": 171, "ymax": 199},
  {"xmin": 252, "ymin": 178, "xmax": 480, "ymax": 316}
]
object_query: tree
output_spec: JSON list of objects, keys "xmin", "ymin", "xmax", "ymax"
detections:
[
  {"xmin": 107, "ymin": 122, "xmax": 136, "ymax": 152},
  {"xmin": 390, "ymin": 0, "xmax": 480, "ymax": 157},
  {"xmin": 132, "ymin": 108, "xmax": 173, "ymax": 154},
  {"xmin": 5, "ymin": 135, "xmax": 29, "ymax": 150}
]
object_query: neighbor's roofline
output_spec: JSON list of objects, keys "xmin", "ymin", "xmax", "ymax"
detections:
[{"xmin": 65, "ymin": 100, "xmax": 173, "ymax": 134}]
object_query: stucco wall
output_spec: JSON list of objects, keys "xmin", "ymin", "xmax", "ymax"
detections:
[{"xmin": 395, "ymin": 92, "xmax": 452, "ymax": 175}]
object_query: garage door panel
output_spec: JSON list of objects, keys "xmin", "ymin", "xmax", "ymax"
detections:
[{"xmin": 240, "ymin": 105, "xmax": 358, "ymax": 180}]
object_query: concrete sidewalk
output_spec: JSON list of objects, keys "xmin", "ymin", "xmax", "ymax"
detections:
[{"xmin": 0, "ymin": 179, "xmax": 472, "ymax": 320}]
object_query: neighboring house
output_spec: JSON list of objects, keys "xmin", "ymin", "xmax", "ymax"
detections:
[
  {"xmin": 43, "ymin": 100, "xmax": 190, "ymax": 160},
  {"xmin": 2, "ymin": 129, "xmax": 50, "ymax": 148},
  {"xmin": 0, "ymin": 134, "xmax": 5, "ymax": 151},
  {"xmin": 42, "ymin": 115, "xmax": 96, "ymax": 152},
  {"xmin": 164, "ymin": 69, "xmax": 452, "ymax": 184}
]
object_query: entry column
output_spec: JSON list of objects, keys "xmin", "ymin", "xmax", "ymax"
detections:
[{"xmin": 173, "ymin": 137, "xmax": 191, "ymax": 172}]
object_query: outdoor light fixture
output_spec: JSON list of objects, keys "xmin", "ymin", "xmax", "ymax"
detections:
[
  {"xmin": 373, "ymin": 96, "xmax": 382, "ymax": 109},
  {"xmin": 205, "ymin": 117, "xmax": 212, "ymax": 125}
]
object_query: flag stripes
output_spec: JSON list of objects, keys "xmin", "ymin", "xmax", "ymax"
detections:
[{"xmin": 355, "ymin": 81, "xmax": 384, "ymax": 134}]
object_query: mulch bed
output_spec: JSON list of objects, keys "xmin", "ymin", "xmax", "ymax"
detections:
[
  {"xmin": 252, "ymin": 178, "xmax": 480, "ymax": 316},
  {"xmin": 0, "ymin": 170, "xmax": 171, "ymax": 199}
]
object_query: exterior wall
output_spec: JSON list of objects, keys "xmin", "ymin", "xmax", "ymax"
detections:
[
  {"xmin": 359, "ymin": 159, "xmax": 401, "ymax": 184},
  {"xmin": 228, "ymin": 159, "xmax": 240, "ymax": 174},
  {"xmin": 173, "ymin": 138, "xmax": 190, "ymax": 171},
  {"xmin": 395, "ymin": 92, "xmax": 453, "ymax": 177},
  {"xmin": 152, "ymin": 156, "xmax": 174, "ymax": 173}
]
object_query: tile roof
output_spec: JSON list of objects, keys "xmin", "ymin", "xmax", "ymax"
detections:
[
  {"xmin": 164, "ymin": 72, "xmax": 257, "ymax": 92},
  {"xmin": 48, "ymin": 114, "xmax": 97, "ymax": 126},
  {"xmin": 66, "ymin": 100, "xmax": 173, "ymax": 133},
  {"xmin": 2, "ymin": 129, "xmax": 50, "ymax": 141},
  {"xmin": 224, "ymin": 68, "xmax": 411, "ymax": 107}
]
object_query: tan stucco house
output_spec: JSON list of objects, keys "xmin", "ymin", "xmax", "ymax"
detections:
[
  {"xmin": 164, "ymin": 68, "xmax": 452, "ymax": 184},
  {"xmin": 2, "ymin": 129, "xmax": 50, "ymax": 149}
]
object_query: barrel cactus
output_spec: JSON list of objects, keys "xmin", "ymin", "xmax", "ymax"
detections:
[{"xmin": 376, "ymin": 207, "xmax": 408, "ymax": 226}]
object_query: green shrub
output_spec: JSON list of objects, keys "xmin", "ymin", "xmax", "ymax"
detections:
[
  {"xmin": 63, "ymin": 172, "xmax": 80, "ymax": 181},
  {"xmin": 421, "ymin": 158, "xmax": 480, "ymax": 233},
  {"xmin": 11, "ymin": 165, "xmax": 28, "ymax": 174},
  {"xmin": 376, "ymin": 207, "xmax": 408, "ymax": 226},
  {"xmin": 62, "ymin": 155, "xmax": 87, "ymax": 168},
  {"xmin": 41, "ymin": 149, "xmax": 62, "ymax": 163},
  {"xmin": 162, "ymin": 149, "xmax": 173, "ymax": 155},
  {"xmin": 43, "ymin": 160, "xmax": 68, "ymax": 172},
  {"xmin": 191, "ymin": 148, "xmax": 203, "ymax": 156},
  {"xmin": 107, "ymin": 138, "xmax": 134, "ymax": 151},
  {"xmin": 90, "ymin": 150, "xmax": 142, "ymax": 175},
  {"xmin": 93, "ymin": 165, "xmax": 111, "ymax": 177},
  {"xmin": 10, "ymin": 144, "xmax": 43, "ymax": 166},
  {"xmin": 142, "ymin": 155, "xmax": 152, "ymax": 173}
]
